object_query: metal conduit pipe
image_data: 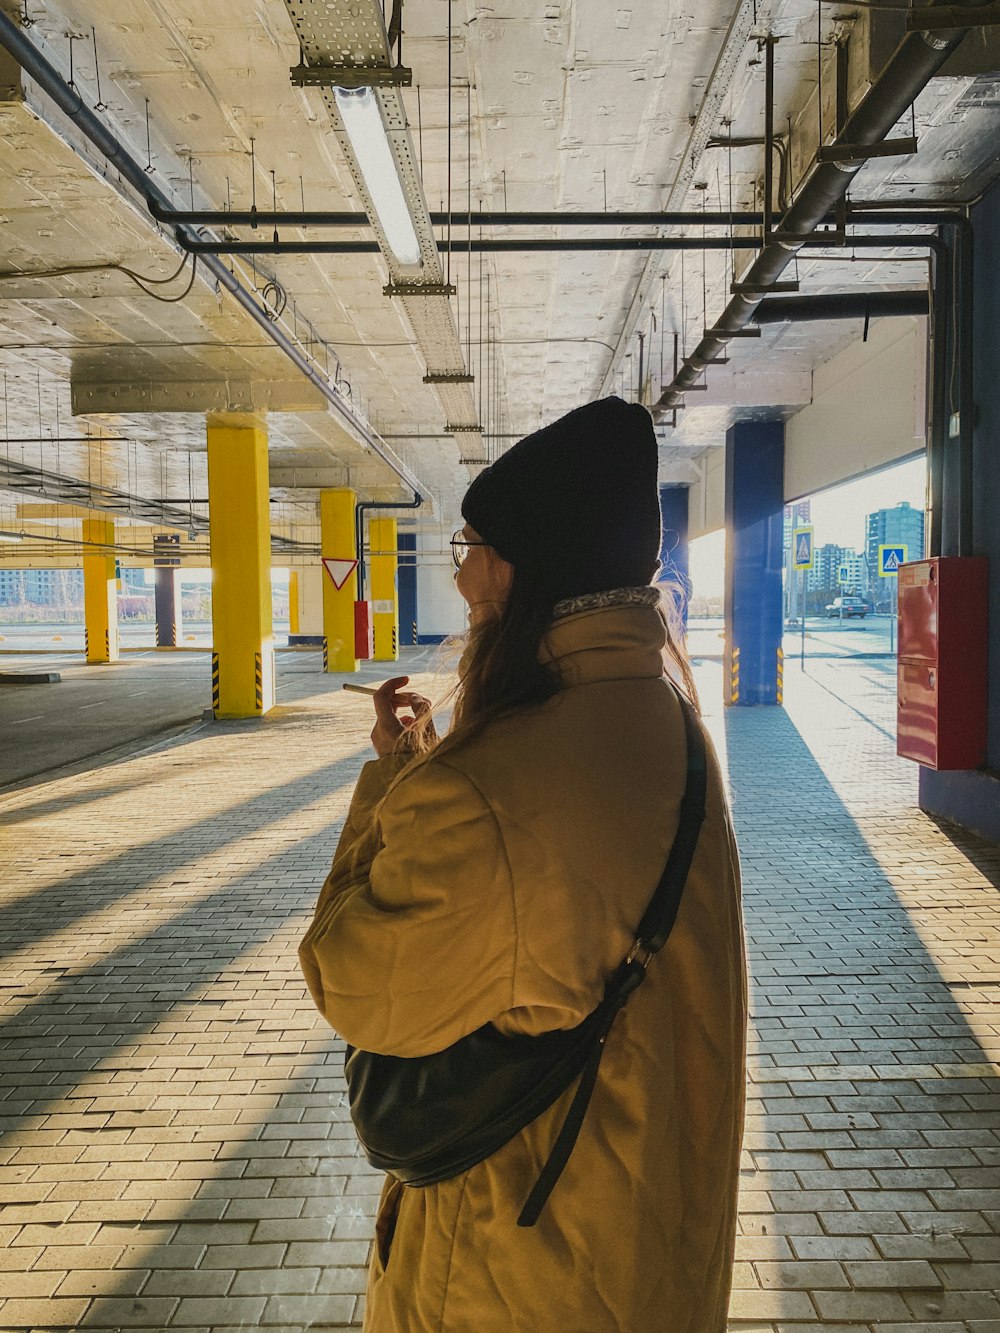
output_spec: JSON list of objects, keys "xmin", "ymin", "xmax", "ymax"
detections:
[
  {"xmin": 355, "ymin": 494, "xmax": 424, "ymax": 597},
  {"xmin": 653, "ymin": 0, "xmax": 986, "ymax": 418},
  {"xmin": 752, "ymin": 291, "xmax": 930, "ymax": 322},
  {"xmin": 152, "ymin": 205, "xmax": 776, "ymax": 229},
  {"xmin": 0, "ymin": 11, "xmax": 422, "ymax": 502}
]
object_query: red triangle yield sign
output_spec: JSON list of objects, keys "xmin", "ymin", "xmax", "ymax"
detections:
[{"xmin": 322, "ymin": 557, "xmax": 358, "ymax": 591}]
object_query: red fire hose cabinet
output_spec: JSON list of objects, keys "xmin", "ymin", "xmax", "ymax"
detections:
[{"xmin": 897, "ymin": 556, "xmax": 988, "ymax": 771}]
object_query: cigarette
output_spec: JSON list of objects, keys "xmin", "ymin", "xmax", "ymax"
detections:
[{"xmin": 341, "ymin": 682, "xmax": 381, "ymax": 696}]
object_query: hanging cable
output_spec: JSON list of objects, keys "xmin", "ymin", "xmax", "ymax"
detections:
[{"xmin": 0, "ymin": 252, "xmax": 199, "ymax": 303}]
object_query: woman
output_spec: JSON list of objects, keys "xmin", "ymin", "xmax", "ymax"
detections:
[{"xmin": 299, "ymin": 396, "xmax": 747, "ymax": 1333}]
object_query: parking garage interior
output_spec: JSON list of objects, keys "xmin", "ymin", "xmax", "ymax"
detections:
[{"xmin": 1, "ymin": 1, "xmax": 1000, "ymax": 1329}]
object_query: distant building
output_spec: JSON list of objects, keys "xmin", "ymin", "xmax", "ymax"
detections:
[
  {"xmin": 865, "ymin": 502, "xmax": 925, "ymax": 597},
  {"xmin": 808, "ymin": 545, "xmax": 865, "ymax": 595},
  {"xmin": 0, "ymin": 568, "xmax": 83, "ymax": 609}
]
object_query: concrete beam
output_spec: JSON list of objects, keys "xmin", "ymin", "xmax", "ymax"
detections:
[
  {"xmin": 268, "ymin": 467, "xmax": 350, "ymax": 491},
  {"xmin": 656, "ymin": 459, "xmax": 702, "ymax": 486},
  {"xmin": 71, "ymin": 379, "xmax": 329, "ymax": 415},
  {"xmin": 678, "ymin": 370, "xmax": 813, "ymax": 410}
]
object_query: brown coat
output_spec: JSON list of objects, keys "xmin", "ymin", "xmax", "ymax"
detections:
[{"xmin": 300, "ymin": 603, "xmax": 747, "ymax": 1333}]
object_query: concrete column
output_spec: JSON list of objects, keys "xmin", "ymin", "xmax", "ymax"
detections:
[
  {"xmin": 288, "ymin": 571, "xmax": 300, "ymax": 638},
  {"xmin": 82, "ymin": 517, "xmax": 119, "ymax": 663},
  {"xmin": 724, "ymin": 421, "xmax": 785, "ymax": 707},
  {"xmin": 398, "ymin": 532, "xmax": 417, "ymax": 646},
  {"xmin": 320, "ymin": 488, "xmax": 359, "ymax": 673},
  {"xmin": 154, "ymin": 568, "xmax": 182, "ymax": 648},
  {"xmin": 370, "ymin": 517, "xmax": 399, "ymax": 662},
  {"xmin": 659, "ymin": 485, "xmax": 690, "ymax": 623},
  {"xmin": 206, "ymin": 413, "xmax": 275, "ymax": 717}
]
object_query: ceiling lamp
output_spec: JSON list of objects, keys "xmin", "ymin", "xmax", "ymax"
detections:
[
  {"xmin": 333, "ymin": 86, "xmax": 421, "ymax": 267},
  {"xmin": 0, "ymin": 530, "xmax": 24, "ymax": 542}
]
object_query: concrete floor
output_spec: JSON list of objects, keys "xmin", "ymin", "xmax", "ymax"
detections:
[
  {"xmin": 0, "ymin": 644, "xmax": 442, "ymax": 791},
  {"xmin": 0, "ymin": 651, "xmax": 998, "ymax": 1331}
]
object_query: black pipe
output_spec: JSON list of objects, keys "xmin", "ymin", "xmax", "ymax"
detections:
[
  {"xmin": 928, "ymin": 238, "xmax": 949, "ymax": 559},
  {"xmin": 752, "ymin": 291, "xmax": 930, "ymax": 323},
  {"xmin": 153, "ymin": 205, "xmax": 774, "ymax": 229},
  {"xmin": 149, "ymin": 203, "xmax": 968, "ymax": 230},
  {"xmin": 355, "ymin": 494, "xmax": 424, "ymax": 596},
  {"xmin": 179, "ymin": 231, "xmax": 952, "ymax": 257},
  {"xmin": 0, "ymin": 11, "xmax": 420, "ymax": 501},
  {"xmin": 654, "ymin": 1, "xmax": 984, "ymax": 415},
  {"xmin": 181, "ymin": 236, "xmax": 777, "ymax": 256},
  {"xmin": 955, "ymin": 219, "xmax": 975, "ymax": 557}
]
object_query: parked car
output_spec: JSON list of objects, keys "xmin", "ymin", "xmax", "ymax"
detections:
[{"xmin": 825, "ymin": 596, "xmax": 868, "ymax": 619}]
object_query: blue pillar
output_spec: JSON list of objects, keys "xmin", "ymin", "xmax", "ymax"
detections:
[
  {"xmin": 398, "ymin": 532, "xmax": 417, "ymax": 646},
  {"xmin": 725, "ymin": 420, "xmax": 785, "ymax": 706},
  {"xmin": 659, "ymin": 485, "xmax": 690, "ymax": 624}
]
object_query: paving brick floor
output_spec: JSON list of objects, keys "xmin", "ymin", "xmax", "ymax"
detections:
[{"xmin": 0, "ymin": 649, "xmax": 997, "ymax": 1331}]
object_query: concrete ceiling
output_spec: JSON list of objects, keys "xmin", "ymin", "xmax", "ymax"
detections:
[{"xmin": 1, "ymin": 0, "xmax": 998, "ymax": 555}]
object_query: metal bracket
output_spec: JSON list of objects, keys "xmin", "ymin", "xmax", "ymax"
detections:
[
  {"xmin": 774, "ymin": 230, "xmax": 847, "ymax": 245},
  {"xmin": 291, "ymin": 63, "xmax": 413, "ymax": 89},
  {"xmin": 459, "ymin": 457, "xmax": 490, "ymax": 465},
  {"xmin": 817, "ymin": 137, "xmax": 918, "ymax": 165},
  {"xmin": 705, "ymin": 326, "xmax": 761, "ymax": 338},
  {"xmin": 668, "ymin": 382, "xmax": 709, "ymax": 391},
  {"xmin": 731, "ymin": 280, "xmax": 800, "ymax": 294},
  {"xmin": 906, "ymin": 3, "xmax": 1000, "ymax": 29},
  {"xmin": 447, "ymin": 424, "xmax": 483, "ymax": 434},
  {"xmin": 385, "ymin": 282, "xmax": 457, "ymax": 297},
  {"xmin": 423, "ymin": 372, "xmax": 475, "ymax": 384}
]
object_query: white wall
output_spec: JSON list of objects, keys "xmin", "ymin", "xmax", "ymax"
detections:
[
  {"xmin": 298, "ymin": 565, "xmax": 323, "ymax": 635},
  {"xmin": 416, "ymin": 526, "xmax": 466, "ymax": 638},
  {"xmin": 687, "ymin": 448, "xmax": 727, "ymax": 541},
  {"xmin": 685, "ymin": 316, "xmax": 927, "ymax": 537},
  {"xmin": 785, "ymin": 316, "xmax": 926, "ymax": 500}
]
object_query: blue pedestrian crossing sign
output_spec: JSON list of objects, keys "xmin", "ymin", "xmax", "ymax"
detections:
[
  {"xmin": 838, "ymin": 564, "xmax": 850, "ymax": 585},
  {"xmin": 793, "ymin": 527, "xmax": 814, "ymax": 570},
  {"xmin": 878, "ymin": 544, "xmax": 908, "ymax": 577}
]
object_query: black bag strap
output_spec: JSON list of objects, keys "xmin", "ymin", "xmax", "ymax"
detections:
[{"xmin": 518, "ymin": 685, "xmax": 708, "ymax": 1228}]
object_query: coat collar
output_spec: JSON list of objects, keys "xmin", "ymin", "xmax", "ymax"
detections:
[{"xmin": 539, "ymin": 598, "xmax": 668, "ymax": 688}]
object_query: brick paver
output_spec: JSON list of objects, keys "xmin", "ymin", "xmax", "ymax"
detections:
[{"xmin": 0, "ymin": 649, "xmax": 997, "ymax": 1331}]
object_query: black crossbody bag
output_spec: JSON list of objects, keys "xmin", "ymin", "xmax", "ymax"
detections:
[{"xmin": 344, "ymin": 686, "xmax": 707, "ymax": 1228}]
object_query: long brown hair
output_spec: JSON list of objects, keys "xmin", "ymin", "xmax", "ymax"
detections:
[{"xmin": 405, "ymin": 570, "xmax": 698, "ymax": 762}]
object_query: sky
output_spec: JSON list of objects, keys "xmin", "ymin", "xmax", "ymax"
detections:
[{"xmin": 688, "ymin": 454, "xmax": 927, "ymax": 600}]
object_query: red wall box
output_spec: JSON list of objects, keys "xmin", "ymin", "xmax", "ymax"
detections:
[
  {"xmin": 897, "ymin": 556, "xmax": 989, "ymax": 770},
  {"xmin": 354, "ymin": 600, "xmax": 374, "ymax": 660}
]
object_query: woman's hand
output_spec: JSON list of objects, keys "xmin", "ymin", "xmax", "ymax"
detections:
[{"xmin": 371, "ymin": 675, "xmax": 436, "ymax": 757}]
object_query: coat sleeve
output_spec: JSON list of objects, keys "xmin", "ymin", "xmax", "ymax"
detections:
[{"xmin": 298, "ymin": 757, "xmax": 517, "ymax": 1057}]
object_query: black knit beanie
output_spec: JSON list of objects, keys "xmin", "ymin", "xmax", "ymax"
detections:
[{"xmin": 460, "ymin": 396, "xmax": 661, "ymax": 601}]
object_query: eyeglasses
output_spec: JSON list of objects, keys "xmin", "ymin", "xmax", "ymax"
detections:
[{"xmin": 450, "ymin": 529, "xmax": 491, "ymax": 569}]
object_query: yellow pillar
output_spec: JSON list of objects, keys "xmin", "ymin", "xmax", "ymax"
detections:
[
  {"xmin": 288, "ymin": 570, "xmax": 300, "ymax": 637},
  {"xmin": 82, "ymin": 517, "xmax": 119, "ymax": 663},
  {"xmin": 370, "ymin": 517, "xmax": 399, "ymax": 662},
  {"xmin": 206, "ymin": 413, "xmax": 275, "ymax": 717},
  {"xmin": 320, "ymin": 488, "xmax": 359, "ymax": 673}
]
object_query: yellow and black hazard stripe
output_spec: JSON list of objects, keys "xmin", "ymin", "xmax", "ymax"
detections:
[
  {"xmin": 730, "ymin": 646, "xmax": 740, "ymax": 705},
  {"xmin": 211, "ymin": 652, "xmax": 220, "ymax": 713},
  {"xmin": 84, "ymin": 629, "xmax": 90, "ymax": 658},
  {"xmin": 254, "ymin": 652, "xmax": 263, "ymax": 712},
  {"xmin": 392, "ymin": 625, "xmax": 398, "ymax": 656},
  {"xmin": 322, "ymin": 638, "xmax": 329, "ymax": 672},
  {"xmin": 776, "ymin": 646, "xmax": 784, "ymax": 705}
]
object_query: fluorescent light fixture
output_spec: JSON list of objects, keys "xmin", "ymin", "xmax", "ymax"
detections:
[
  {"xmin": 333, "ymin": 86, "xmax": 422, "ymax": 267},
  {"xmin": 0, "ymin": 530, "xmax": 24, "ymax": 542}
]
